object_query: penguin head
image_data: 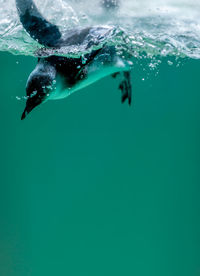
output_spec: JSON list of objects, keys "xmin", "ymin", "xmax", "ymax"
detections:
[{"xmin": 21, "ymin": 69, "xmax": 56, "ymax": 120}]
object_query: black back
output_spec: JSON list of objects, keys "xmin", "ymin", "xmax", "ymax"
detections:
[{"xmin": 45, "ymin": 48, "xmax": 102, "ymax": 87}]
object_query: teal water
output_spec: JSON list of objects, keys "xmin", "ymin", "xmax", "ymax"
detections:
[{"xmin": 0, "ymin": 52, "xmax": 200, "ymax": 275}]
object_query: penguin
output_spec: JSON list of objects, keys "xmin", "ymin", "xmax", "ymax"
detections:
[{"xmin": 16, "ymin": 0, "xmax": 132, "ymax": 120}]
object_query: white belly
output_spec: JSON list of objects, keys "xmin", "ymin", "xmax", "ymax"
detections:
[{"xmin": 49, "ymin": 56, "xmax": 131, "ymax": 101}]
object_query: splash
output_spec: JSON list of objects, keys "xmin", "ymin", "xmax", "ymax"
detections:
[{"xmin": 0, "ymin": 0, "xmax": 200, "ymax": 59}]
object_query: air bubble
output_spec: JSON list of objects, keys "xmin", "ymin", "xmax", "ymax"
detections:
[{"xmin": 167, "ymin": 61, "xmax": 173, "ymax": 66}]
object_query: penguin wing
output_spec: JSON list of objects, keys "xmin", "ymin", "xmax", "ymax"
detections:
[{"xmin": 16, "ymin": 0, "xmax": 62, "ymax": 47}]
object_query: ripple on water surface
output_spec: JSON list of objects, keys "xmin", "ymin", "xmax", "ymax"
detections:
[{"xmin": 0, "ymin": 0, "xmax": 200, "ymax": 59}]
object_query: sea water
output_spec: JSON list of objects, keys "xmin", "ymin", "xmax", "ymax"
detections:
[{"xmin": 0, "ymin": 1, "xmax": 200, "ymax": 276}]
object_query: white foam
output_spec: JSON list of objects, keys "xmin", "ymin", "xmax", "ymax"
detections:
[{"xmin": 0, "ymin": 0, "xmax": 200, "ymax": 58}]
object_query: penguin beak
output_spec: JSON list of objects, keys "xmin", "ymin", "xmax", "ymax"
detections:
[{"xmin": 21, "ymin": 96, "xmax": 42, "ymax": 120}]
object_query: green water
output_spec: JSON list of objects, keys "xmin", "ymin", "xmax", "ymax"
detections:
[{"xmin": 0, "ymin": 52, "xmax": 200, "ymax": 275}]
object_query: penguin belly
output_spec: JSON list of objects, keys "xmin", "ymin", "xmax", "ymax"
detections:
[{"xmin": 49, "ymin": 56, "xmax": 131, "ymax": 100}]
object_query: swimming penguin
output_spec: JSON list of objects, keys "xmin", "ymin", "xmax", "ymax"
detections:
[{"xmin": 16, "ymin": 0, "xmax": 132, "ymax": 120}]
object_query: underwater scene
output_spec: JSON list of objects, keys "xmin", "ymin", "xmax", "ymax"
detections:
[{"xmin": 0, "ymin": 0, "xmax": 200, "ymax": 275}]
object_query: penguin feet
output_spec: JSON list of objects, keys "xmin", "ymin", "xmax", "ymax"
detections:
[{"xmin": 118, "ymin": 71, "xmax": 132, "ymax": 105}]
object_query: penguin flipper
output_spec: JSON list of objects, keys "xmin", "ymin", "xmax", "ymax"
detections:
[
  {"xmin": 118, "ymin": 71, "xmax": 132, "ymax": 105},
  {"xmin": 16, "ymin": 0, "xmax": 62, "ymax": 47}
]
